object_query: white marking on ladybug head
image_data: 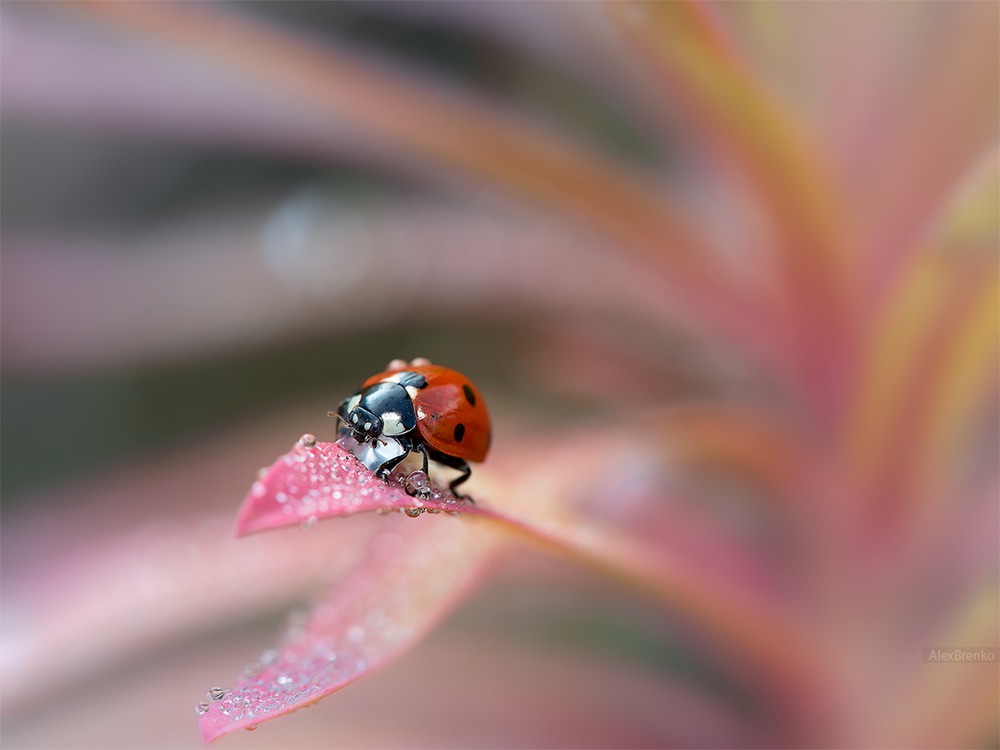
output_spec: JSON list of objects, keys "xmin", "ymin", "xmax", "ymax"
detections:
[
  {"xmin": 404, "ymin": 386, "xmax": 419, "ymax": 399},
  {"xmin": 416, "ymin": 406, "xmax": 427, "ymax": 421},
  {"xmin": 381, "ymin": 411, "xmax": 406, "ymax": 436},
  {"xmin": 363, "ymin": 421, "xmax": 372, "ymax": 431},
  {"xmin": 351, "ymin": 412, "xmax": 359, "ymax": 424}
]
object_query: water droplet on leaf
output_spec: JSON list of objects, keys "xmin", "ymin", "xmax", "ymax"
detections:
[
  {"xmin": 346, "ymin": 624, "xmax": 365, "ymax": 644},
  {"xmin": 404, "ymin": 470, "xmax": 429, "ymax": 497},
  {"xmin": 260, "ymin": 649, "xmax": 278, "ymax": 665}
]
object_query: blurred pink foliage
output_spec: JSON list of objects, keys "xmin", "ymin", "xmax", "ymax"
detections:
[{"xmin": 1, "ymin": 2, "xmax": 997, "ymax": 748}]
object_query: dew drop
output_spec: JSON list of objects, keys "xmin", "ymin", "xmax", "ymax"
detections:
[
  {"xmin": 299, "ymin": 433, "xmax": 317, "ymax": 448},
  {"xmin": 208, "ymin": 686, "xmax": 228, "ymax": 701},
  {"xmin": 257, "ymin": 467, "xmax": 269, "ymax": 480},
  {"xmin": 276, "ymin": 675, "xmax": 293, "ymax": 686},
  {"xmin": 251, "ymin": 482, "xmax": 267, "ymax": 498},
  {"xmin": 404, "ymin": 470, "xmax": 430, "ymax": 498},
  {"xmin": 403, "ymin": 507, "xmax": 424, "ymax": 518},
  {"xmin": 246, "ymin": 723, "xmax": 259, "ymax": 731},
  {"xmin": 301, "ymin": 515, "xmax": 317, "ymax": 530},
  {"xmin": 276, "ymin": 491, "xmax": 288, "ymax": 504},
  {"xmin": 195, "ymin": 701, "xmax": 210, "ymax": 715},
  {"xmin": 260, "ymin": 649, "xmax": 278, "ymax": 665},
  {"xmin": 346, "ymin": 624, "xmax": 365, "ymax": 644}
]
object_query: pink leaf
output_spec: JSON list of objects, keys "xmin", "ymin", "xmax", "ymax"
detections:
[
  {"xmin": 194, "ymin": 435, "xmax": 516, "ymax": 740},
  {"xmin": 198, "ymin": 510, "xmax": 507, "ymax": 742},
  {"xmin": 235, "ymin": 436, "xmax": 493, "ymax": 536}
]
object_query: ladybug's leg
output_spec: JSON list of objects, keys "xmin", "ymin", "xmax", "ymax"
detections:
[
  {"xmin": 425, "ymin": 448, "xmax": 475, "ymax": 502},
  {"xmin": 374, "ymin": 453, "xmax": 407, "ymax": 482},
  {"xmin": 401, "ymin": 442, "xmax": 433, "ymax": 499},
  {"xmin": 410, "ymin": 441, "xmax": 431, "ymax": 475},
  {"xmin": 447, "ymin": 461, "xmax": 473, "ymax": 501},
  {"xmin": 373, "ymin": 437, "xmax": 413, "ymax": 482}
]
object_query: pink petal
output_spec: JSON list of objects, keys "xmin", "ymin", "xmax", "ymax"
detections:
[
  {"xmin": 235, "ymin": 437, "xmax": 495, "ymax": 536},
  {"xmin": 199, "ymin": 512, "xmax": 507, "ymax": 741}
]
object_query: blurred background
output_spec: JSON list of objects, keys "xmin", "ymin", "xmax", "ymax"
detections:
[{"xmin": 2, "ymin": 2, "xmax": 997, "ymax": 748}]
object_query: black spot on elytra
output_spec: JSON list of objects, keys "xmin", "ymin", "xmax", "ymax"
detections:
[
  {"xmin": 462, "ymin": 383, "xmax": 476, "ymax": 407},
  {"xmin": 453, "ymin": 423, "xmax": 466, "ymax": 443}
]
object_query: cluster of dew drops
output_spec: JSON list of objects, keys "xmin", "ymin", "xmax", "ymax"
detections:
[
  {"xmin": 271, "ymin": 433, "xmax": 471, "ymax": 529},
  {"xmin": 195, "ymin": 642, "xmax": 345, "ymax": 730},
  {"xmin": 196, "ymin": 434, "xmax": 472, "ymax": 726},
  {"xmin": 195, "ymin": 605, "xmax": 378, "ymax": 730}
]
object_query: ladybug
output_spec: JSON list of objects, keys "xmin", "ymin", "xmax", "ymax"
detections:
[{"xmin": 334, "ymin": 359, "xmax": 490, "ymax": 498}]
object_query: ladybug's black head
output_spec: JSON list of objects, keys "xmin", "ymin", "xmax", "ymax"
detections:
[
  {"xmin": 347, "ymin": 404, "xmax": 383, "ymax": 442},
  {"xmin": 343, "ymin": 381, "xmax": 417, "ymax": 444}
]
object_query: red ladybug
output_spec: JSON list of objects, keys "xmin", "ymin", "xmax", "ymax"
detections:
[{"xmin": 335, "ymin": 360, "xmax": 490, "ymax": 497}]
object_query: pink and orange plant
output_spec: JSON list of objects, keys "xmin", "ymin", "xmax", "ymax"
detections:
[{"xmin": 2, "ymin": 2, "xmax": 996, "ymax": 747}]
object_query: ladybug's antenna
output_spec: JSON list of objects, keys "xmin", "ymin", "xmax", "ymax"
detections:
[{"xmin": 328, "ymin": 410, "xmax": 350, "ymax": 428}]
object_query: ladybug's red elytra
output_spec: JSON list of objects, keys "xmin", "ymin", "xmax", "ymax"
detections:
[{"xmin": 334, "ymin": 359, "xmax": 491, "ymax": 498}]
